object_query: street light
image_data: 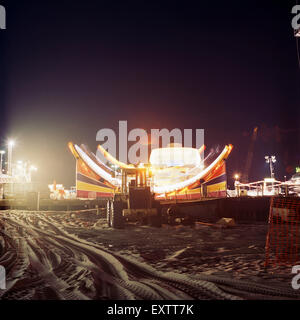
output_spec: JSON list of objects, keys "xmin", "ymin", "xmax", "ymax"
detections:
[
  {"xmin": 7, "ymin": 140, "xmax": 15, "ymax": 176},
  {"xmin": 265, "ymin": 155, "xmax": 276, "ymax": 179},
  {"xmin": 234, "ymin": 174, "xmax": 240, "ymax": 181},
  {"xmin": 8, "ymin": 140, "xmax": 15, "ymax": 147},
  {"xmin": 0, "ymin": 150, "xmax": 5, "ymax": 173},
  {"xmin": 233, "ymin": 174, "xmax": 240, "ymax": 197}
]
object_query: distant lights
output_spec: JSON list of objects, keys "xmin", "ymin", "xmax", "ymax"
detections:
[
  {"xmin": 265, "ymin": 155, "xmax": 276, "ymax": 179},
  {"xmin": 264, "ymin": 178, "xmax": 275, "ymax": 183},
  {"xmin": 7, "ymin": 140, "xmax": 15, "ymax": 147},
  {"xmin": 265, "ymin": 155, "xmax": 276, "ymax": 163},
  {"xmin": 272, "ymin": 156, "xmax": 276, "ymax": 163}
]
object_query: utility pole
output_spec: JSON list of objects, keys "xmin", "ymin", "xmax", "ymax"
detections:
[
  {"xmin": 0, "ymin": 150, "xmax": 5, "ymax": 173},
  {"xmin": 265, "ymin": 155, "xmax": 276, "ymax": 179},
  {"xmin": 7, "ymin": 140, "xmax": 15, "ymax": 176}
]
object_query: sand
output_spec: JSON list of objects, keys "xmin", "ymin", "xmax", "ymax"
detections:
[{"xmin": 0, "ymin": 210, "xmax": 299, "ymax": 300}]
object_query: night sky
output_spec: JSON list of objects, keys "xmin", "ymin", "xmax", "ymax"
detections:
[{"xmin": 0, "ymin": 0, "xmax": 299, "ymax": 188}]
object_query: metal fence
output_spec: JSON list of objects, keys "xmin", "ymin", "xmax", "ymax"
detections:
[{"xmin": 265, "ymin": 197, "xmax": 300, "ymax": 267}]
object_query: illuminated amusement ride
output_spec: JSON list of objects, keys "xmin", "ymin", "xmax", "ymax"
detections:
[
  {"xmin": 68, "ymin": 143, "xmax": 232, "ymax": 200},
  {"xmin": 68, "ymin": 142, "xmax": 233, "ymax": 227}
]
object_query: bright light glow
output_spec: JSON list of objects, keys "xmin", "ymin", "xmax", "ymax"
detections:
[
  {"xmin": 70, "ymin": 142, "xmax": 232, "ymax": 196},
  {"xmin": 152, "ymin": 145, "xmax": 231, "ymax": 194},
  {"xmin": 8, "ymin": 140, "xmax": 15, "ymax": 147},
  {"xmin": 265, "ymin": 155, "xmax": 276, "ymax": 163},
  {"xmin": 0, "ymin": 150, "xmax": 5, "ymax": 155},
  {"xmin": 264, "ymin": 178, "xmax": 275, "ymax": 183},
  {"xmin": 150, "ymin": 146, "xmax": 208, "ymax": 192},
  {"xmin": 75, "ymin": 144, "xmax": 121, "ymax": 186},
  {"xmin": 150, "ymin": 147, "xmax": 201, "ymax": 167},
  {"xmin": 234, "ymin": 174, "xmax": 240, "ymax": 180},
  {"xmin": 48, "ymin": 184, "xmax": 63, "ymax": 192},
  {"xmin": 30, "ymin": 165, "xmax": 37, "ymax": 171},
  {"xmin": 97, "ymin": 144, "xmax": 134, "ymax": 169}
]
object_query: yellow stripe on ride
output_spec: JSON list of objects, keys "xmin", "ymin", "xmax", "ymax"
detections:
[
  {"xmin": 207, "ymin": 181, "xmax": 226, "ymax": 193},
  {"xmin": 77, "ymin": 181, "xmax": 114, "ymax": 194}
]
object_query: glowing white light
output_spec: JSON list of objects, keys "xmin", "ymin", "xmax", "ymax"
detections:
[
  {"xmin": 153, "ymin": 145, "xmax": 230, "ymax": 194},
  {"xmin": 150, "ymin": 147, "xmax": 201, "ymax": 167},
  {"xmin": 8, "ymin": 140, "xmax": 15, "ymax": 147},
  {"xmin": 75, "ymin": 144, "xmax": 121, "ymax": 186},
  {"xmin": 264, "ymin": 178, "xmax": 275, "ymax": 183}
]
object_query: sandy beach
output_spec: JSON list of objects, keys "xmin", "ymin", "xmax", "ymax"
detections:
[{"xmin": 0, "ymin": 210, "xmax": 299, "ymax": 300}]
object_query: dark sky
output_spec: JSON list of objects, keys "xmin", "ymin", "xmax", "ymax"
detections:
[{"xmin": 0, "ymin": 0, "xmax": 299, "ymax": 188}]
